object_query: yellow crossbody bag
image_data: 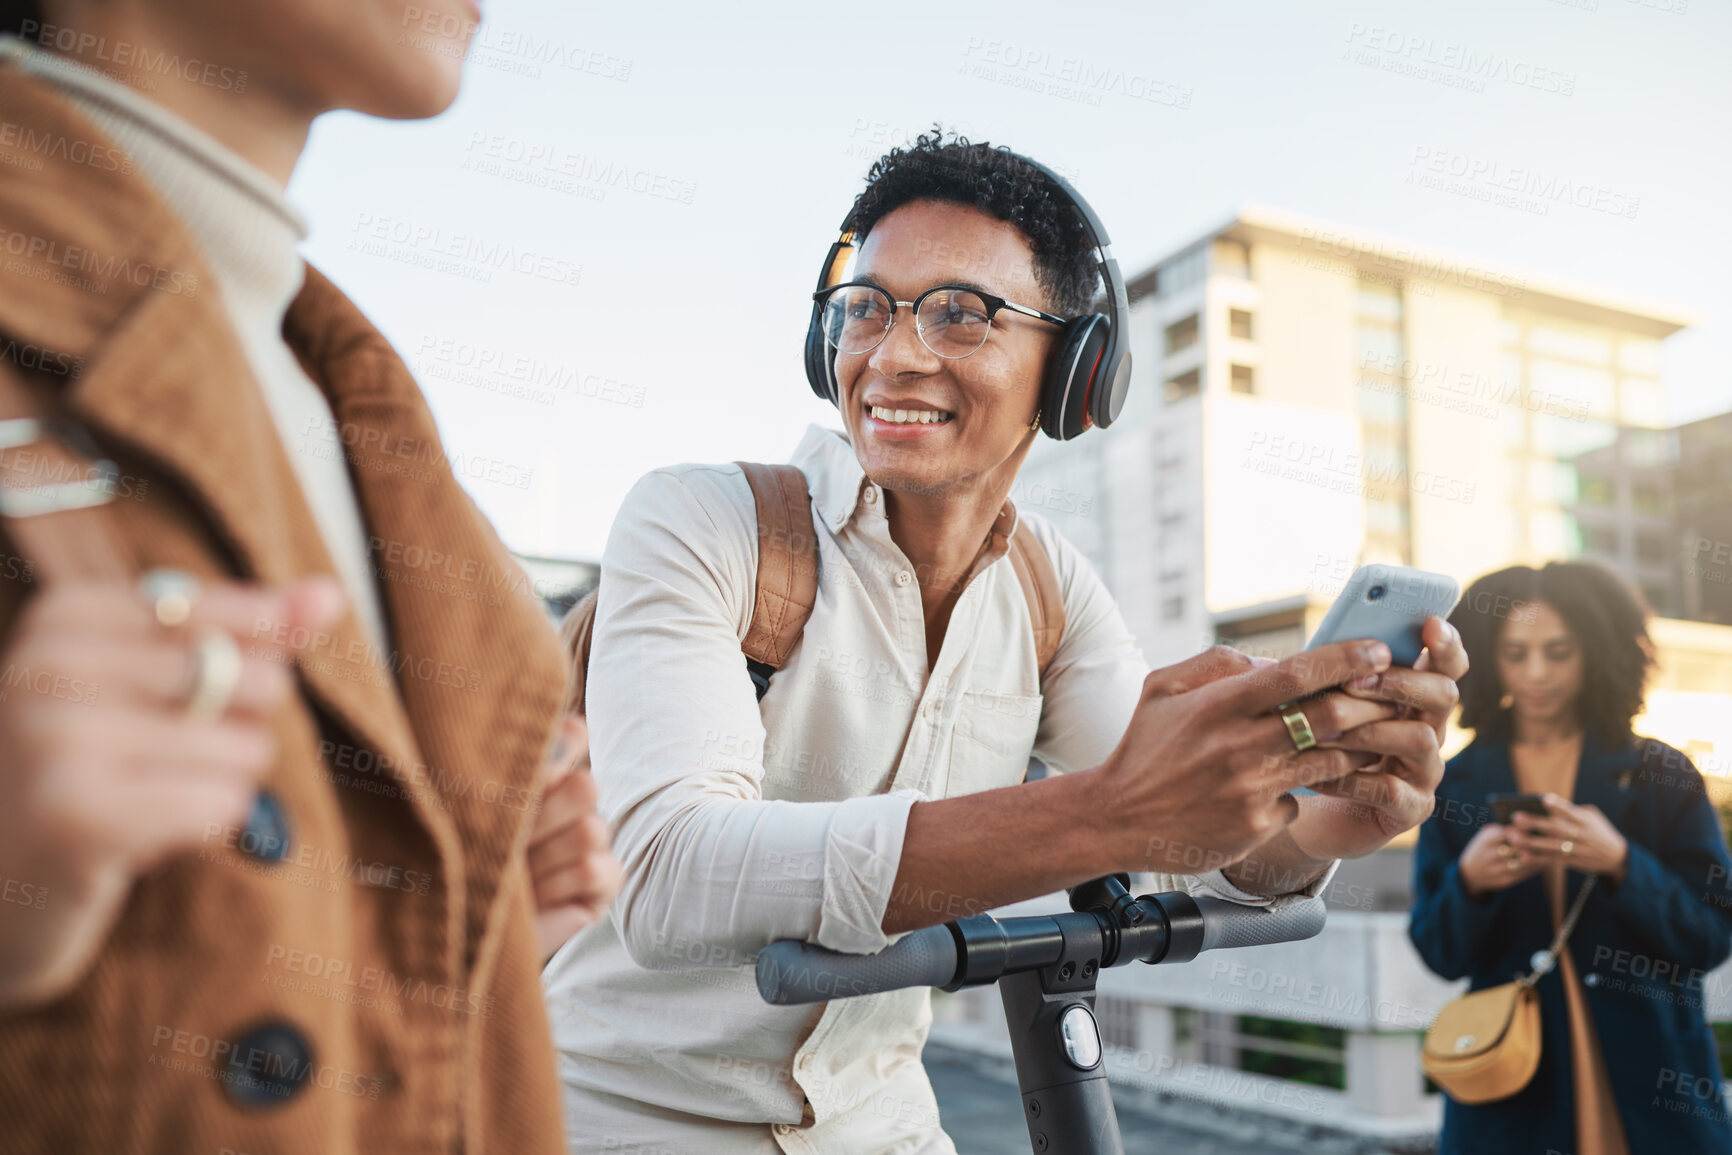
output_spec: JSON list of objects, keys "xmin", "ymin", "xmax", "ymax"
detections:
[{"xmin": 1421, "ymin": 877, "xmax": 1595, "ymax": 1104}]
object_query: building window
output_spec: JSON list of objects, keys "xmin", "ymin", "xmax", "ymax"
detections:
[
  {"xmin": 1164, "ymin": 314, "xmax": 1199, "ymax": 355},
  {"xmin": 1165, "ymin": 367, "xmax": 1201, "ymax": 402},
  {"xmin": 1161, "ymin": 596, "xmax": 1185, "ymax": 621},
  {"xmin": 1213, "ymin": 239, "xmax": 1251, "ymax": 280},
  {"xmin": 1230, "ymin": 364, "xmax": 1255, "ymax": 394},
  {"xmin": 1229, "ymin": 308, "xmax": 1254, "ymax": 341}
]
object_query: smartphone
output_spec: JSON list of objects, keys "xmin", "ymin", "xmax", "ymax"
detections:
[
  {"xmin": 1488, "ymin": 793, "xmax": 1550, "ymax": 826},
  {"xmin": 1303, "ymin": 564, "xmax": 1462, "ymax": 668}
]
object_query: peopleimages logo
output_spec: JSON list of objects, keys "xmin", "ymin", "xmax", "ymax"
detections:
[
  {"xmin": 1342, "ymin": 22, "xmax": 1576, "ymax": 97},
  {"xmin": 18, "ymin": 20, "xmax": 248, "ymax": 91}
]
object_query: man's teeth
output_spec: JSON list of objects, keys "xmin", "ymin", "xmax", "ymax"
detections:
[{"xmin": 870, "ymin": 406, "xmax": 951, "ymax": 425}]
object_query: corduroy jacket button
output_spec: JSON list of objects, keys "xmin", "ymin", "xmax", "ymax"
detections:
[
  {"xmin": 1584, "ymin": 972, "xmax": 1601, "ymax": 988},
  {"xmin": 223, "ymin": 1021, "xmax": 312, "ymax": 1108},
  {"xmin": 239, "ymin": 790, "xmax": 292, "ymax": 863}
]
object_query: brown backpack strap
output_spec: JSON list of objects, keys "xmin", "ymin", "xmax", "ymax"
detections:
[
  {"xmin": 557, "ymin": 587, "xmax": 599, "ymax": 716},
  {"xmin": 1007, "ymin": 527, "xmax": 1064, "ymax": 678},
  {"xmin": 736, "ymin": 462, "xmax": 818, "ymax": 671},
  {"xmin": 558, "ymin": 462, "xmax": 819, "ymax": 714}
]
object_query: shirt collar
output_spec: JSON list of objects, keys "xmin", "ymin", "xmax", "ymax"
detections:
[{"xmin": 788, "ymin": 423, "xmax": 1025, "ymax": 562}]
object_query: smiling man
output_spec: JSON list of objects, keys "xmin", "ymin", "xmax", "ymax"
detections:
[{"xmin": 545, "ymin": 131, "xmax": 1468, "ymax": 1154}]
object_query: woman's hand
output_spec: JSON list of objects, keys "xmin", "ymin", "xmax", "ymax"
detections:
[
  {"xmin": 0, "ymin": 577, "xmax": 344, "ymax": 1008},
  {"xmin": 528, "ymin": 714, "xmax": 622, "ymax": 963},
  {"xmin": 1458, "ymin": 821, "xmax": 1546, "ymax": 899},
  {"xmin": 1507, "ymin": 794, "xmax": 1630, "ymax": 884}
]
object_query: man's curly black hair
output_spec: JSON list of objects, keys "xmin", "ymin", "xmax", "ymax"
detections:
[
  {"xmin": 842, "ymin": 127, "xmax": 1098, "ymax": 318},
  {"xmin": 1448, "ymin": 561, "xmax": 1654, "ymax": 749}
]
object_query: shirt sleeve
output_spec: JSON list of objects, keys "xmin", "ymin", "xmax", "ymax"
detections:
[
  {"xmin": 586, "ymin": 466, "xmax": 920, "ymax": 970},
  {"xmin": 1022, "ymin": 514, "xmax": 1335, "ymax": 907}
]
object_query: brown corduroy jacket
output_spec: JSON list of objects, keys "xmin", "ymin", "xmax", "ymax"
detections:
[{"xmin": 0, "ymin": 68, "xmax": 569, "ymax": 1154}]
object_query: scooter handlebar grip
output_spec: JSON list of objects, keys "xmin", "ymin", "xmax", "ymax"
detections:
[
  {"xmin": 756, "ymin": 925, "xmax": 959, "ymax": 1006},
  {"xmin": 1194, "ymin": 895, "xmax": 1327, "ymax": 953}
]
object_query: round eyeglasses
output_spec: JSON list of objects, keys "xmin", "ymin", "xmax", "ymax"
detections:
[{"xmin": 815, "ymin": 281, "xmax": 1067, "ymax": 360}]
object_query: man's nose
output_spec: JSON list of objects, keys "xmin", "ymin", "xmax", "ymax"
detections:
[{"xmin": 867, "ymin": 307, "xmax": 942, "ymax": 378}]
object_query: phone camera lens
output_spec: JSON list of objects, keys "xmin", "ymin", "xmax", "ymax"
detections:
[{"xmin": 1367, "ymin": 585, "xmax": 1386, "ymax": 601}]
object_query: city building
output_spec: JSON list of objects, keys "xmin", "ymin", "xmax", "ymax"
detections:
[
  {"xmin": 1019, "ymin": 205, "xmax": 1731, "ymax": 766},
  {"xmin": 990, "ymin": 206, "xmax": 1732, "ymax": 1141}
]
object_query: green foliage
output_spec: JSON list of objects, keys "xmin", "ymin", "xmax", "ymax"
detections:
[{"xmin": 1236, "ymin": 1015, "xmax": 1347, "ymax": 1090}]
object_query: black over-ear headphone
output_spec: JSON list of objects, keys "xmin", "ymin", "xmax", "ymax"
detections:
[{"xmin": 803, "ymin": 153, "xmax": 1132, "ymax": 442}]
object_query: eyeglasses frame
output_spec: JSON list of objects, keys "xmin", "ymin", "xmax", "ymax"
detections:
[{"xmin": 813, "ymin": 280, "xmax": 1068, "ymax": 361}]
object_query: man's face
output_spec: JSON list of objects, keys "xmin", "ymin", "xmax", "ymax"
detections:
[{"xmin": 833, "ymin": 200, "xmax": 1061, "ymax": 499}]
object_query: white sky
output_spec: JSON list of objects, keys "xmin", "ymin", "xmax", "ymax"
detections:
[{"xmin": 289, "ymin": 0, "xmax": 1732, "ymax": 561}]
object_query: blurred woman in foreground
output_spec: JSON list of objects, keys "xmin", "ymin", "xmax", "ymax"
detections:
[{"xmin": 1411, "ymin": 561, "xmax": 1732, "ymax": 1154}]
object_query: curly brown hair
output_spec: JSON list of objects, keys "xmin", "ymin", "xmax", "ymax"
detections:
[
  {"xmin": 0, "ymin": 2, "xmax": 40, "ymax": 37},
  {"xmin": 1448, "ymin": 561, "xmax": 1653, "ymax": 748}
]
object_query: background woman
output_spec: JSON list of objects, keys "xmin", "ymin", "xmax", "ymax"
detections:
[{"xmin": 1412, "ymin": 561, "xmax": 1732, "ymax": 1153}]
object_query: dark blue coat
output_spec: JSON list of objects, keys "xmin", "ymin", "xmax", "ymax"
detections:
[{"xmin": 1410, "ymin": 735, "xmax": 1732, "ymax": 1153}]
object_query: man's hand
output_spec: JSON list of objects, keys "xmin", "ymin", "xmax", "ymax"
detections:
[
  {"xmin": 0, "ymin": 577, "xmax": 345, "ymax": 1008},
  {"xmin": 1098, "ymin": 639, "xmax": 1401, "ymax": 878},
  {"xmin": 1281, "ymin": 616, "xmax": 1468, "ymax": 863},
  {"xmin": 528, "ymin": 714, "xmax": 622, "ymax": 964}
]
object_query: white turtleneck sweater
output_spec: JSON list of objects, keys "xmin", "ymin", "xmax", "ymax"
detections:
[{"xmin": 1, "ymin": 38, "xmax": 389, "ymax": 652}]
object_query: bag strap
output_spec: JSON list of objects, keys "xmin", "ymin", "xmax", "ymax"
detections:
[
  {"xmin": 557, "ymin": 462, "xmax": 820, "ymax": 713},
  {"xmin": 1519, "ymin": 876, "xmax": 1597, "ymax": 987},
  {"xmin": 736, "ymin": 462, "xmax": 818, "ymax": 697},
  {"xmin": 1006, "ymin": 526, "xmax": 1064, "ymax": 677}
]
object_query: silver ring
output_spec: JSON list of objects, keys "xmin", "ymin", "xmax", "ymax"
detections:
[
  {"xmin": 138, "ymin": 569, "xmax": 201, "ymax": 629},
  {"xmin": 184, "ymin": 628, "xmax": 242, "ymax": 720}
]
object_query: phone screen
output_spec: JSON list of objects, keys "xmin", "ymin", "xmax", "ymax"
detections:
[{"xmin": 1487, "ymin": 793, "xmax": 1549, "ymax": 825}]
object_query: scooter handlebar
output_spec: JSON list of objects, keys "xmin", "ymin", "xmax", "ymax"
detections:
[
  {"xmin": 755, "ymin": 924, "xmax": 959, "ymax": 1006},
  {"xmin": 753, "ymin": 893, "xmax": 1328, "ymax": 1006},
  {"xmin": 1193, "ymin": 895, "xmax": 1327, "ymax": 953}
]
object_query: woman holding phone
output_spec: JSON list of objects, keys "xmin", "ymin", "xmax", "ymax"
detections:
[{"xmin": 1411, "ymin": 561, "xmax": 1732, "ymax": 1154}]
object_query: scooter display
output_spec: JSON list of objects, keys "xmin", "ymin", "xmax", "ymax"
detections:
[{"xmin": 757, "ymin": 874, "xmax": 1327, "ymax": 1155}]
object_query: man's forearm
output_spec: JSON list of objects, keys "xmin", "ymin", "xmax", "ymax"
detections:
[{"xmin": 882, "ymin": 771, "xmax": 1116, "ymax": 935}]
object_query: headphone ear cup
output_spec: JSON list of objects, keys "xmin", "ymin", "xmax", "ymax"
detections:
[
  {"xmin": 804, "ymin": 304, "xmax": 836, "ymax": 403},
  {"xmin": 1042, "ymin": 314, "xmax": 1109, "ymax": 441}
]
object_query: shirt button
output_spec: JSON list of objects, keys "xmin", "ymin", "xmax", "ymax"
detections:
[
  {"xmin": 895, "ymin": 570, "xmax": 913, "ymax": 587},
  {"xmin": 797, "ymin": 1054, "xmax": 812, "ymax": 1072},
  {"xmin": 240, "ymin": 790, "xmax": 292, "ymax": 864},
  {"xmin": 774, "ymin": 1123, "xmax": 793, "ymax": 1135},
  {"xmin": 223, "ymin": 1020, "xmax": 313, "ymax": 1108},
  {"xmin": 923, "ymin": 700, "xmax": 940, "ymax": 720},
  {"xmin": 863, "ymin": 487, "xmax": 877, "ymax": 504}
]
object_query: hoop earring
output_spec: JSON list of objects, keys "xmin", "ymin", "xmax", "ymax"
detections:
[{"xmin": 1499, "ymin": 693, "xmax": 1515, "ymax": 710}]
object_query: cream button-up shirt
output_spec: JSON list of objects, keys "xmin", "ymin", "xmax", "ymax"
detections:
[{"xmin": 544, "ymin": 425, "xmax": 1331, "ymax": 1154}]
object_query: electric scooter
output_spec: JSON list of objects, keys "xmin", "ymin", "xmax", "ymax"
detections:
[{"xmin": 757, "ymin": 873, "xmax": 1327, "ymax": 1155}]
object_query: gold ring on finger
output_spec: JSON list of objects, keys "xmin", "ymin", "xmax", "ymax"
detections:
[
  {"xmin": 138, "ymin": 568, "xmax": 201, "ymax": 629},
  {"xmin": 1505, "ymin": 857, "xmax": 1518, "ymax": 872},
  {"xmin": 184, "ymin": 628, "xmax": 242, "ymax": 720},
  {"xmin": 1497, "ymin": 842, "xmax": 1514, "ymax": 860},
  {"xmin": 1279, "ymin": 707, "xmax": 1317, "ymax": 753},
  {"xmin": 1560, "ymin": 840, "xmax": 1574, "ymax": 856}
]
